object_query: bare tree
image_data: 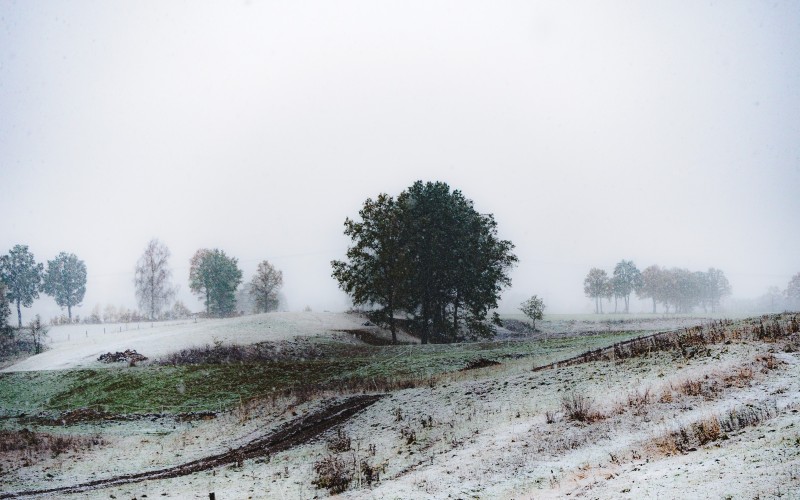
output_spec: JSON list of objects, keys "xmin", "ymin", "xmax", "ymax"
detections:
[
  {"xmin": 134, "ymin": 239, "xmax": 177, "ymax": 320},
  {"xmin": 250, "ymin": 260, "xmax": 284, "ymax": 313}
]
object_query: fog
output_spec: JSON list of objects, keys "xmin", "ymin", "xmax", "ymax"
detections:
[{"xmin": 1, "ymin": 1, "xmax": 798, "ymax": 322}]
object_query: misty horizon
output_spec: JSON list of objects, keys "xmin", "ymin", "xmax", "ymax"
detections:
[{"xmin": 2, "ymin": 2, "xmax": 798, "ymax": 324}]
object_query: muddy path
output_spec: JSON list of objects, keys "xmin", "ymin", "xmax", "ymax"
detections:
[{"xmin": 1, "ymin": 394, "xmax": 383, "ymax": 498}]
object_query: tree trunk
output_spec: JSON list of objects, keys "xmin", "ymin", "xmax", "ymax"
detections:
[
  {"xmin": 624, "ymin": 295, "xmax": 629, "ymax": 313},
  {"xmin": 388, "ymin": 298, "xmax": 396, "ymax": 345},
  {"xmin": 68, "ymin": 305, "xmax": 72, "ymax": 322},
  {"xmin": 614, "ymin": 296, "xmax": 618, "ymax": 314},
  {"xmin": 652, "ymin": 297, "xmax": 656, "ymax": 314},
  {"xmin": 421, "ymin": 300, "xmax": 429, "ymax": 345},
  {"xmin": 16, "ymin": 299, "xmax": 21, "ymax": 328}
]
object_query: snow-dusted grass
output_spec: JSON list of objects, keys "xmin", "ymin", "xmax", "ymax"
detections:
[
  {"xmin": 2, "ymin": 314, "xmax": 799, "ymax": 499},
  {"xmin": 2, "ymin": 312, "xmax": 386, "ymax": 372}
]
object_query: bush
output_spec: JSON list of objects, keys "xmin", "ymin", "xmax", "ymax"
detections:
[
  {"xmin": 312, "ymin": 455, "xmax": 352, "ymax": 494},
  {"xmin": 561, "ymin": 392, "xmax": 601, "ymax": 422},
  {"xmin": 327, "ymin": 428, "xmax": 351, "ymax": 453}
]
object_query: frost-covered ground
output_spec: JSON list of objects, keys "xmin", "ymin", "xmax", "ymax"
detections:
[
  {"xmin": 2, "ymin": 314, "xmax": 799, "ymax": 499},
  {"xmin": 2, "ymin": 312, "xmax": 414, "ymax": 372}
]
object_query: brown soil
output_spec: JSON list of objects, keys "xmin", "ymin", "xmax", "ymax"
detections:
[
  {"xmin": 460, "ymin": 358, "xmax": 501, "ymax": 371},
  {"xmin": 1, "ymin": 394, "xmax": 383, "ymax": 498},
  {"xmin": 334, "ymin": 329, "xmax": 396, "ymax": 346}
]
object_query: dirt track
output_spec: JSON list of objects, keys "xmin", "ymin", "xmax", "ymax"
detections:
[{"xmin": 0, "ymin": 394, "xmax": 383, "ymax": 498}]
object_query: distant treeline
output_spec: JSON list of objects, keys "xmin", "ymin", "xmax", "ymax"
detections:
[{"xmin": 584, "ymin": 261, "xmax": 732, "ymax": 314}]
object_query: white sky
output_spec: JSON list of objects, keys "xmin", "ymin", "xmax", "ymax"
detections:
[{"xmin": 1, "ymin": 1, "xmax": 798, "ymax": 320}]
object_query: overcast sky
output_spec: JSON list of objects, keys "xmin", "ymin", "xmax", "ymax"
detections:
[{"xmin": 1, "ymin": 1, "xmax": 798, "ymax": 321}]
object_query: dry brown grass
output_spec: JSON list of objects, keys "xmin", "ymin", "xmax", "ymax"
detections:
[
  {"xmin": 561, "ymin": 392, "xmax": 605, "ymax": 423},
  {"xmin": 693, "ymin": 416, "xmax": 721, "ymax": 445}
]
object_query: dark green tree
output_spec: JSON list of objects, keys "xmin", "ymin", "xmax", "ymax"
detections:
[
  {"xmin": 332, "ymin": 194, "xmax": 407, "ymax": 343},
  {"xmin": 42, "ymin": 252, "xmax": 87, "ymax": 322},
  {"xmin": 333, "ymin": 181, "xmax": 517, "ymax": 344},
  {"xmin": 612, "ymin": 260, "xmax": 642, "ymax": 313},
  {"xmin": 398, "ymin": 181, "xmax": 516, "ymax": 343},
  {"xmin": 0, "ymin": 245, "xmax": 43, "ymax": 328},
  {"xmin": 189, "ymin": 249, "xmax": 243, "ymax": 317}
]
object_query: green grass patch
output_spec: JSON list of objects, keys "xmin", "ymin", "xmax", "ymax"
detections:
[{"xmin": 0, "ymin": 330, "xmax": 649, "ymax": 416}]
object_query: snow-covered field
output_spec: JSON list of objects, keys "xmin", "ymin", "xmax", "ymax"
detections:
[
  {"xmin": 2, "ymin": 312, "xmax": 406, "ymax": 372},
  {"xmin": 2, "ymin": 314, "xmax": 799, "ymax": 499}
]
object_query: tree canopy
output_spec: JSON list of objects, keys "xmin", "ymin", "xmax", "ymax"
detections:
[
  {"xmin": 250, "ymin": 260, "xmax": 284, "ymax": 313},
  {"xmin": 583, "ymin": 268, "xmax": 609, "ymax": 314},
  {"xmin": 332, "ymin": 181, "xmax": 517, "ymax": 344},
  {"xmin": 612, "ymin": 260, "xmax": 642, "ymax": 313},
  {"xmin": 519, "ymin": 295, "xmax": 545, "ymax": 331},
  {"xmin": 189, "ymin": 249, "xmax": 242, "ymax": 317},
  {"xmin": 42, "ymin": 252, "xmax": 87, "ymax": 321},
  {"xmin": 0, "ymin": 245, "xmax": 43, "ymax": 328}
]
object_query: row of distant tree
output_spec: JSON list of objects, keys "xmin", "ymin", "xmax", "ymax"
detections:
[
  {"xmin": 0, "ymin": 245, "xmax": 87, "ymax": 328},
  {"xmin": 0, "ymin": 240, "xmax": 285, "ymax": 331},
  {"xmin": 583, "ymin": 261, "xmax": 733, "ymax": 314},
  {"xmin": 752, "ymin": 276, "xmax": 800, "ymax": 312}
]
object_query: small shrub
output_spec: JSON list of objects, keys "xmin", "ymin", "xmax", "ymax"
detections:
[
  {"xmin": 360, "ymin": 458, "xmax": 386, "ymax": 486},
  {"xmin": 723, "ymin": 367, "xmax": 754, "ymax": 388},
  {"xmin": 327, "ymin": 428, "xmax": 352, "ymax": 453},
  {"xmin": 545, "ymin": 410, "xmax": 557, "ymax": 424},
  {"xmin": 693, "ymin": 416, "xmax": 721, "ymax": 445},
  {"xmin": 312, "ymin": 455, "xmax": 352, "ymax": 494},
  {"xmin": 400, "ymin": 426, "xmax": 416, "ymax": 445},
  {"xmin": 627, "ymin": 386, "xmax": 653, "ymax": 415},
  {"xmin": 758, "ymin": 354, "xmax": 781, "ymax": 371},
  {"xmin": 679, "ymin": 379, "xmax": 703, "ymax": 397},
  {"xmin": 561, "ymin": 392, "xmax": 602, "ymax": 422},
  {"xmin": 659, "ymin": 390, "xmax": 674, "ymax": 404}
]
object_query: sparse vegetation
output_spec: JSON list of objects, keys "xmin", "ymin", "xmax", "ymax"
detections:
[
  {"xmin": 561, "ymin": 392, "xmax": 603, "ymax": 422},
  {"xmin": 2, "ymin": 313, "xmax": 798, "ymax": 499},
  {"xmin": 312, "ymin": 454, "xmax": 353, "ymax": 494}
]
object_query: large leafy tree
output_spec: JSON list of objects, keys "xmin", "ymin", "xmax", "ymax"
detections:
[
  {"xmin": 189, "ymin": 249, "xmax": 242, "ymax": 317},
  {"xmin": 250, "ymin": 260, "xmax": 284, "ymax": 313},
  {"xmin": 134, "ymin": 239, "xmax": 177, "ymax": 320},
  {"xmin": 333, "ymin": 181, "xmax": 517, "ymax": 344},
  {"xmin": 583, "ymin": 268, "xmax": 609, "ymax": 314},
  {"xmin": 0, "ymin": 245, "xmax": 44, "ymax": 328},
  {"xmin": 397, "ymin": 181, "xmax": 517, "ymax": 343},
  {"xmin": 42, "ymin": 252, "xmax": 87, "ymax": 322},
  {"xmin": 333, "ymin": 194, "xmax": 407, "ymax": 343},
  {"xmin": 612, "ymin": 260, "xmax": 642, "ymax": 313}
]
